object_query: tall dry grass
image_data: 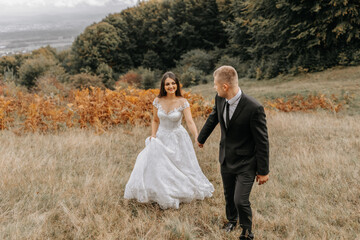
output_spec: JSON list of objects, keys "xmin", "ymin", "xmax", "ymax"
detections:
[{"xmin": 1, "ymin": 111, "xmax": 359, "ymax": 239}]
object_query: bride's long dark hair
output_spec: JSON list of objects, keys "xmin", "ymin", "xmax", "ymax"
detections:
[{"xmin": 158, "ymin": 72, "xmax": 182, "ymax": 97}]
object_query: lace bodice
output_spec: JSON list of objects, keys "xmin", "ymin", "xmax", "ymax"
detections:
[{"xmin": 153, "ymin": 98, "xmax": 190, "ymax": 130}]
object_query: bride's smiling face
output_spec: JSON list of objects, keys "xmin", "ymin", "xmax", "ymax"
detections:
[{"xmin": 164, "ymin": 78, "xmax": 177, "ymax": 95}]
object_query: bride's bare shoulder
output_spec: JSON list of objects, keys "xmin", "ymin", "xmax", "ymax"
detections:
[
  {"xmin": 177, "ymin": 97, "xmax": 189, "ymax": 108},
  {"xmin": 153, "ymin": 97, "xmax": 161, "ymax": 107},
  {"xmin": 177, "ymin": 96, "xmax": 186, "ymax": 102}
]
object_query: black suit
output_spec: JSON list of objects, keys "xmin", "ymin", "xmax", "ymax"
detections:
[{"xmin": 198, "ymin": 92, "xmax": 269, "ymax": 232}]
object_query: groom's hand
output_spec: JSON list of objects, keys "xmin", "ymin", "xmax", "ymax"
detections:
[
  {"xmin": 256, "ymin": 174, "xmax": 269, "ymax": 185},
  {"xmin": 196, "ymin": 141, "xmax": 204, "ymax": 148}
]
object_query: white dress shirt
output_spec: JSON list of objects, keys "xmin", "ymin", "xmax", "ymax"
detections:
[{"xmin": 223, "ymin": 87, "xmax": 242, "ymax": 126}]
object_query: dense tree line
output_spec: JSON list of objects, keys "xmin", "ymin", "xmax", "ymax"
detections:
[
  {"xmin": 72, "ymin": 0, "xmax": 360, "ymax": 80},
  {"xmin": 72, "ymin": 0, "xmax": 226, "ymax": 72},
  {"xmin": 1, "ymin": 0, "xmax": 360, "ymax": 91},
  {"xmin": 227, "ymin": 0, "xmax": 360, "ymax": 78}
]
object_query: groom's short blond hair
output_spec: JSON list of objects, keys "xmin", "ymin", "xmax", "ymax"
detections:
[{"xmin": 213, "ymin": 65, "xmax": 238, "ymax": 86}]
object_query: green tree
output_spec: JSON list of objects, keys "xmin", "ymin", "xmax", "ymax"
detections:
[
  {"xmin": 228, "ymin": 0, "xmax": 360, "ymax": 77},
  {"xmin": 162, "ymin": 0, "xmax": 226, "ymax": 66},
  {"xmin": 103, "ymin": 0, "xmax": 227, "ymax": 70},
  {"xmin": 57, "ymin": 49, "xmax": 76, "ymax": 74},
  {"xmin": 142, "ymin": 50, "xmax": 163, "ymax": 70},
  {"xmin": 31, "ymin": 46, "xmax": 57, "ymax": 60},
  {"xmin": 72, "ymin": 22, "xmax": 132, "ymax": 74}
]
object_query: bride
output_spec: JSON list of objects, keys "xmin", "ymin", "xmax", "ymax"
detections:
[{"xmin": 124, "ymin": 71, "xmax": 214, "ymax": 209}]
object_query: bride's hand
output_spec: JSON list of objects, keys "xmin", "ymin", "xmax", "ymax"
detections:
[{"xmin": 195, "ymin": 139, "xmax": 203, "ymax": 148}]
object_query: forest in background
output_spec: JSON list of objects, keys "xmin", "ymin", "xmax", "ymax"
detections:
[{"xmin": 1, "ymin": 0, "xmax": 360, "ymax": 92}]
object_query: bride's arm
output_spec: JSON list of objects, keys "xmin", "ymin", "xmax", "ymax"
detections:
[
  {"xmin": 151, "ymin": 105, "xmax": 160, "ymax": 138},
  {"xmin": 183, "ymin": 107, "xmax": 199, "ymax": 143}
]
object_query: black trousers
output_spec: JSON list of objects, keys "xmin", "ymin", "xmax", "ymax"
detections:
[{"xmin": 221, "ymin": 163, "xmax": 256, "ymax": 232}]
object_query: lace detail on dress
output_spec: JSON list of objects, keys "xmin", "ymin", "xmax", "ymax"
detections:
[
  {"xmin": 179, "ymin": 99, "xmax": 190, "ymax": 111},
  {"xmin": 153, "ymin": 98, "xmax": 190, "ymax": 114},
  {"xmin": 153, "ymin": 98, "xmax": 160, "ymax": 109}
]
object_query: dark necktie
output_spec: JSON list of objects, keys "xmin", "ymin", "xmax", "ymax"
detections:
[{"xmin": 226, "ymin": 101, "xmax": 230, "ymax": 128}]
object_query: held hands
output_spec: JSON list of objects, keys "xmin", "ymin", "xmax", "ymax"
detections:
[
  {"xmin": 195, "ymin": 137, "xmax": 203, "ymax": 148},
  {"xmin": 194, "ymin": 135, "xmax": 203, "ymax": 148},
  {"xmin": 256, "ymin": 174, "xmax": 269, "ymax": 185}
]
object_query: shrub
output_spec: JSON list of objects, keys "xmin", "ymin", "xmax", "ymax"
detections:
[
  {"xmin": 351, "ymin": 50, "xmax": 360, "ymax": 65},
  {"xmin": 141, "ymin": 69, "xmax": 156, "ymax": 90},
  {"xmin": 177, "ymin": 49, "xmax": 215, "ymax": 74},
  {"xmin": 117, "ymin": 67, "xmax": 158, "ymax": 89},
  {"xmin": 202, "ymin": 75, "xmax": 213, "ymax": 84},
  {"xmin": 338, "ymin": 49, "xmax": 360, "ymax": 66},
  {"xmin": 180, "ymin": 67, "xmax": 205, "ymax": 88},
  {"xmin": 2, "ymin": 66, "xmax": 17, "ymax": 84},
  {"xmin": 18, "ymin": 56, "xmax": 56, "ymax": 88},
  {"xmin": 133, "ymin": 67, "xmax": 158, "ymax": 89},
  {"xmin": 1, "ymin": 81, "xmax": 28, "ymax": 96},
  {"xmin": 96, "ymin": 63, "xmax": 115, "ymax": 89},
  {"xmin": 0, "ymin": 56, "xmax": 17, "ymax": 76},
  {"xmin": 70, "ymin": 73, "xmax": 105, "ymax": 89},
  {"xmin": 36, "ymin": 76, "xmax": 72, "ymax": 97},
  {"xmin": 45, "ymin": 65, "xmax": 70, "ymax": 84},
  {"xmin": 215, "ymin": 55, "xmax": 249, "ymax": 78},
  {"xmin": 117, "ymin": 71, "xmax": 142, "ymax": 87}
]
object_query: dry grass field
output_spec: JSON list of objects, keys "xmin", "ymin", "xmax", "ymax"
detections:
[{"xmin": 1, "ymin": 66, "xmax": 360, "ymax": 239}]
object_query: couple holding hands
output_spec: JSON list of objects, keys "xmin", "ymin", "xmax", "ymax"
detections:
[{"xmin": 124, "ymin": 65, "xmax": 270, "ymax": 239}]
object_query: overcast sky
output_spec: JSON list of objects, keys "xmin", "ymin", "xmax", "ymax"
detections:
[{"xmin": 0, "ymin": 0, "xmax": 137, "ymax": 16}]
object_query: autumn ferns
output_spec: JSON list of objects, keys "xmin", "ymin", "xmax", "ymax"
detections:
[
  {"xmin": 0, "ymin": 86, "xmax": 213, "ymax": 133},
  {"xmin": 264, "ymin": 94, "xmax": 347, "ymax": 113},
  {"xmin": 0, "ymin": 85, "xmax": 347, "ymax": 133}
]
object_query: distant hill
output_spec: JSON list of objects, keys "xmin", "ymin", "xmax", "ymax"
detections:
[{"xmin": 0, "ymin": 5, "xmax": 133, "ymax": 57}]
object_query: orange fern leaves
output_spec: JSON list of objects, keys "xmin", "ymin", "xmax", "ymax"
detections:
[
  {"xmin": 0, "ymin": 86, "xmax": 213, "ymax": 133},
  {"xmin": 264, "ymin": 93, "xmax": 347, "ymax": 113}
]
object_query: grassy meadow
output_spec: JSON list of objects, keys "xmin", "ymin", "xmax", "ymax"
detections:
[{"xmin": 1, "ymin": 66, "xmax": 360, "ymax": 239}]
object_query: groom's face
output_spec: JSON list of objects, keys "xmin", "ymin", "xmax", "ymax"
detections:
[{"xmin": 214, "ymin": 77, "xmax": 227, "ymax": 98}]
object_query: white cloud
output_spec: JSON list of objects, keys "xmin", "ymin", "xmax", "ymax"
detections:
[{"xmin": 0, "ymin": 0, "xmax": 136, "ymax": 8}]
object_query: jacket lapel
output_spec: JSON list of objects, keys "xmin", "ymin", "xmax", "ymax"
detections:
[
  {"xmin": 228, "ymin": 93, "xmax": 246, "ymax": 128},
  {"xmin": 218, "ymin": 97, "xmax": 226, "ymax": 129}
]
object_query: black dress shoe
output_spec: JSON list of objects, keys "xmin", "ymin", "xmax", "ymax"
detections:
[
  {"xmin": 239, "ymin": 229, "xmax": 254, "ymax": 239},
  {"xmin": 222, "ymin": 222, "xmax": 236, "ymax": 232}
]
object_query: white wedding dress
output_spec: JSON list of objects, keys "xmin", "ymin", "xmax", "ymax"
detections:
[{"xmin": 124, "ymin": 98, "xmax": 214, "ymax": 209}]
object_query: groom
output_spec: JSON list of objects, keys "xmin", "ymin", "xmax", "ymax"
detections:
[{"xmin": 197, "ymin": 66, "xmax": 269, "ymax": 240}]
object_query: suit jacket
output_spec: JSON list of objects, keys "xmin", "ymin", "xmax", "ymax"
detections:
[{"xmin": 198, "ymin": 92, "xmax": 269, "ymax": 175}]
